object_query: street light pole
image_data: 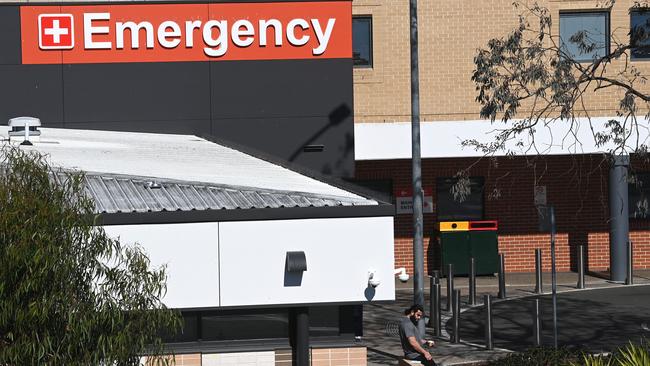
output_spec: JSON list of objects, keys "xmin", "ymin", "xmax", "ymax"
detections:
[
  {"xmin": 550, "ymin": 206, "xmax": 558, "ymax": 349},
  {"xmin": 409, "ymin": 0, "xmax": 425, "ymax": 337}
]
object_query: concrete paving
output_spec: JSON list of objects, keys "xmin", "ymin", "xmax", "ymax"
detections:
[{"xmin": 362, "ymin": 270, "xmax": 650, "ymax": 366}]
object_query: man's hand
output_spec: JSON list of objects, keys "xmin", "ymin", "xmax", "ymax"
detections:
[{"xmin": 424, "ymin": 351, "xmax": 433, "ymax": 361}]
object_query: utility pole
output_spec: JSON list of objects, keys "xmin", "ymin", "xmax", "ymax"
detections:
[
  {"xmin": 550, "ymin": 206, "xmax": 558, "ymax": 349},
  {"xmin": 409, "ymin": 0, "xmax": 425, "ymax": 337}
]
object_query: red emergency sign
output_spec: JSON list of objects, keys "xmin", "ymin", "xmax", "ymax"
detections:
[{"xmin": 21, "ymin": 2, "xmax": 352, "ymax": 64}]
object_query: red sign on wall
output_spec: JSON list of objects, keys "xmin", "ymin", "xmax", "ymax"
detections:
[
  {"xmin": 38, "ymin": 14, "xmax": 74, "ymax": 49},
  {"xmin": 21, "ymin": 2, "xmax": 352, "ymax": 64},
  {"xmin": 396, "ymin": 188, "xmax": 434, "ymax": 215}
]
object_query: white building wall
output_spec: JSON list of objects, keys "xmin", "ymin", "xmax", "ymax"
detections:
[
  {"xmin": 218, "ymin": 216, "xmax": 395, "ymax": 307},
  {"xmin": 104, "ymin": 222, "xmax": 220, "ymax": 309},
  {"xmin": 104, "ymin": 216, "xmax": 396, "ymax": 309}
]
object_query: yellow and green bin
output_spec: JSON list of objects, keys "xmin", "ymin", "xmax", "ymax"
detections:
[{"xmin": 438, "ymin": 221, "xmax": 499, "ymax": 275}]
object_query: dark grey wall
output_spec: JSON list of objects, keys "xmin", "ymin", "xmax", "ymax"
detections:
[{"xmin": 0, "ymin": 4, "xmax": 354, "ymax": 177}]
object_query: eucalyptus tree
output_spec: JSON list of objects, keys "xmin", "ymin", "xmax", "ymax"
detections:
[
  {"xmin": 470, "ymin": 0, "xmax": 650, "ymax": 158},
  {"xmin": 0, "ymin": 146, "xmax": 181, "ymax": 365}
]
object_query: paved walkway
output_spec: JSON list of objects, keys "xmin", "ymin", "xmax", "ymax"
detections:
[{"xmin": 362, "ymin": 270, "xmax": 650, "ymax": 366}]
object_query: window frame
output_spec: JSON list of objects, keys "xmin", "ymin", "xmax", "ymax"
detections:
[
  {"xmin": 630, "ymin": 9, "xmax": 650, "ymax": 60},
  {"xmin": 559, "ymin": 10, "xmax": 611, "ymax": 63},
  {"xmin": 352, "ymin": 15, "xmax": 373, "ymax": 68}
]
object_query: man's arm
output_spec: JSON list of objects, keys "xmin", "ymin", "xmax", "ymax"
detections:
[{"xmin": 407, "ymin": 336, "xmax": 433, "ymax": 360}]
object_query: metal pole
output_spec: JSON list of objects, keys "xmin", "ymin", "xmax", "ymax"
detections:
[
  {"xmin": 409, "ymin": 0, "xmax": 425, "ymax": 338},
  {"xmin": 294, "ymin": 307, "xmax": 309, "ymax": 366},
  {"xmin": 446, "ymin": 264, "xmax": 454, "ymax": 312},
  {"xmin": 550, "ymin": 206, "xmax": 558, "ymax": 349},
  {"xmin": 577, "ymin": 245, "xmax": 585, "ymax": 289},
  {"xmin": 452, "ymin": 289, "xmax": 461, "ymax": 343},
  {"xmin": 533, "ymin": 299, "xmax": 542, "ymax": 347},
  {"xmin": 626, "ymin": 241, "xmax": 634, "ymax": 285},
  {"xmin": 469, "ymin": 257, "xmax": 476, "ymax": 306},
  {"xmin": 433, "ymin": 270, "xmax": 440, "ymax": 285},
  {"xmin": 484, "ymin": 294, "xmax": 493, "ymax": 350},
  {"xmin": 535, "ymin": 248, "xmax": 543, "ymax": 294},
  {"xmin": 609, "ymin": 155, "xmax": 630, "ymax": 283},
  {"xmin": 498, "ymin": 254, "xmax": 506, "ymax": 299},
  {"xmin": 428, "ymin": 276, "xmax": 435, "ymax": 327},
  {"xmin": 433, "ymin": 283, "xmax": 441, "ymax": 336}
]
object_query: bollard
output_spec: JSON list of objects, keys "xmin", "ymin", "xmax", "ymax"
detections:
[
  {"xmin": 626, "ymin": 241, "xmax": 634, "ymax": 285},
  {"xmin": 484, "ymin": 294, "xmax": 493, "ymax": 350},
  {"xmin": 428, "ymin": 276, "xmax": 435, "ymax": 328},
  {"xmin": 535, "ymin": 249, "xmax": 543, "ymax": 294},
  {"xmin": 433, "ymin": 283, "xmax": 441, "ymax": 337},
  {"xmin": 498, "ymin": 253, "xmax": 506, "ymax": 299},
  {"xmin": 577, "ymin": 245, "xmax": 585, "ymax": 289},
  {"xmin": 533, "ymin": 298, "xmax": 542, "ymax": 346},
  {"xmin": 446, "ymin": 264, "xmax": 454, "ymax": 312},
  {"xmin": 469, "ymin": 257, "xmax": 476, "ymax": 306},
  {"xmin": 452, "ymin": 289, "xmax": 461, "ymax": 343},
  {"xmin": 433, "ymin": 270, "xmax": 440, "ymax": 285}
]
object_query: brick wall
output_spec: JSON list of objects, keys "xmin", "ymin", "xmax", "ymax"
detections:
[
  {"xmin": 352, "ymin": 0, "xmax": 650, "ymax": 122},
  {"xmin": 355, "ymin": 154, "xmax": 650, "ymax": 273},
  {"xmin": 144, "ymin": 348, "xmax": 368, "ymax": 366}
]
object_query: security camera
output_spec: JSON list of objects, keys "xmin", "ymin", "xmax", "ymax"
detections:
[
  {"xmin": 368, "ymin": 270, "xmax": 381, "ymax": 288},
  {"xmin": 395, "ymin": 268, "xmax": 410, "ymax": 283}
]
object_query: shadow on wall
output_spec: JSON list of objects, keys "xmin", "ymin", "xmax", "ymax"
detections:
[
  {"xmin": 288, "ymin": 103, "xmax": 353, "ymax": 176},
  {"xmin": 426, "ymin": 233, "xmax": 441, "ymax": 275}
]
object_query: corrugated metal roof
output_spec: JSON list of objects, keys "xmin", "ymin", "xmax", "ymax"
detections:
[
  {"xmin": 0, "ymin": 127, "xmax": 366, "ymax": 201},
  {"xmin": 55, "ymin": 172, "xmax": 377, "ymax": 214}
]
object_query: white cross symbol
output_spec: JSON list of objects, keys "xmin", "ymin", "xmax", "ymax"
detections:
[{"xmin": 44, "ymin": 20, "xmax": 68, "ymax": 44}]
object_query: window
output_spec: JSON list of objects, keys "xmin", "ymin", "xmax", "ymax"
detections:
[
  {"xmin": 559, "ymin": 12, "xmax": 610, "ymax": 62},
  {"xmin": 353, "ymin": 16, "xmax": 372, "ymax": 67},
  {"xmin": 436, "ymin": 177, "xmax": 484, "ymax": 221},
  {"xmin": 631, "ymin": 10, "xmax": 650, "ymax": 59},
  {"xmin": 309, "ymin": 306, "xmax": 339, "ymax": 337},
  {"xmin": 163, "ymin": 305, "xmax": 360, "ymax": 345},
  {"xmin": 629, "ymin": 173, "xmax": 650, "ymax": 219}
]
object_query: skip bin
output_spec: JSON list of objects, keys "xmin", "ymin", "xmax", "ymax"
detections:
[{"xmin": 439, "ymin": 220, "xmax": 498, "ymax": 275}]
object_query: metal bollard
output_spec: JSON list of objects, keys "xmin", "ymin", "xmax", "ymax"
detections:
[
  {"xmin": 533, "ymin": 298, "xmax": 542, "ymax": 346},
  {"xmin": 433, "ymin": 270, "xmax": 440, "ymax": 285},
  {"xmin": 535, "ymin": 249, "xmax": 543, "ymax": 294},
  {"xmin": 626, "ymin": 241, "xmax": 634, "ymax": 285},
  {"xmin": 484, "ymin": 294, "xmax": 493, "ymax": 350},
  {"xmin": 433, "ymin": 283, "xmax": 441, "ymax": 336},
  {"xmin": 469, "ymin": 257, "xmax": 476, "ymax": 306},
  {"xmin": 428, "ymin": 276, "xmax": 435, "ymax": 328},
  {"xmin": 446, "ymin": 264, "xmax": 454, "ymax": 312},
  {"xmin": 452, "ymin": 289, "xmax": 461, "ymax": 343},
  {"xmin": 577, "ymin": 245, "xmax": 585, "ymax": 289},
  {"xmin": 498, "ymin": 253, "xmax": 506, "ymax": 299}
]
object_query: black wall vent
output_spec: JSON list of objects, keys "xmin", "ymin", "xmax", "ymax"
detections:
[{"xmin": 285, "ymin": 251, "xmax": 307, "ymax": 272}]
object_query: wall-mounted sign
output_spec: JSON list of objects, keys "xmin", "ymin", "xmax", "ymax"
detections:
[
  {"xmin": 20, "ymin": 2, "xmax": 351, "ymax": 64},
  {"xmin": 396, "ymin": 188, "xmax": 434, "ymax": 215}
]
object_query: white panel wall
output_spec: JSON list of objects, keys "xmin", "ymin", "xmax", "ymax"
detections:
[
  {"xmin": 104, "ymin": 223, "xmax": 220, "ymax": 309},
  {"xmin": 218, "ymin": 216, "xmax": 395, "ymax": 307}
]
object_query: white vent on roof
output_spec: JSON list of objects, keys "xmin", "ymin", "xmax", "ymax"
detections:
[{"xmin": 8, "ymin": 117, "xmax": 41, "ymax": 145}]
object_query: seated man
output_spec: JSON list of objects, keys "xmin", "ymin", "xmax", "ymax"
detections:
[{"xmin": 398, "ymin": 304, "xmax": 437, "ymax": 366}]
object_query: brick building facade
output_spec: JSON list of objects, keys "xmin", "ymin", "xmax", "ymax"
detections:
[{"xmin": 351, "ymin": 0, "xmax": 650, "ymax": 274}]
